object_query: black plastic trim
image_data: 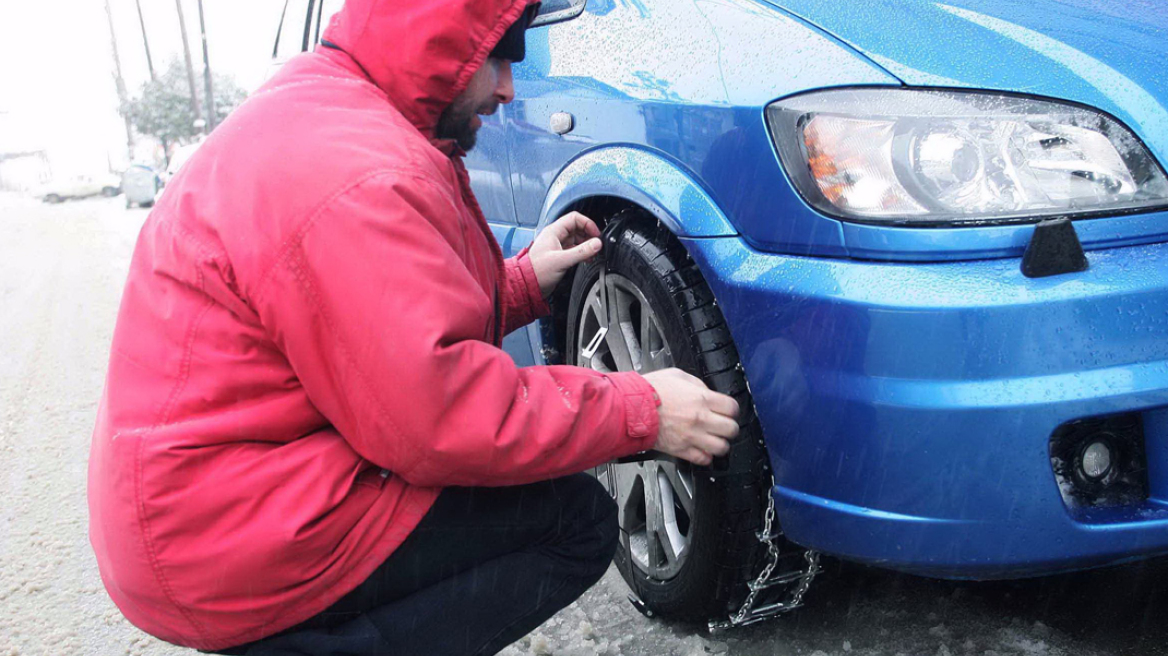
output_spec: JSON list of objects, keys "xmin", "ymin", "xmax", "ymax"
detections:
[{"xmin": 1021, "ymin": 218, "xmax": 1089, "ymax": 278}]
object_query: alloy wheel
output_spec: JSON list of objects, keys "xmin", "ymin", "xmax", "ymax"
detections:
[{"xmin": 577, "ymin": 273, "xmax": 695, "ymax": 579}]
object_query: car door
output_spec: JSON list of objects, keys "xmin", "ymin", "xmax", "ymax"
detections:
[
  {"xmin": 506, "ymin": 0, "xmax": 594, "ymax": 233},
  {"xmin": 463, "ymin": 88, "xmax": 522, "ymax": 364},
  {"xmin": 496, "ymin": 0, "xmax": 592, "ymax": 365},
  {"xmin": 465, "ymin": 113, "xmax": 524, "ymax": 363}
]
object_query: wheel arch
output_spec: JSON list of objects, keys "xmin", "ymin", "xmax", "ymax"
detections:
[
  {"xmin": 535, "ymin": 146, "xmax": 738, "ymax": 238},
  {"xmin": 535, "ymin": 147, "xmax": 739, "ymax": 366}
]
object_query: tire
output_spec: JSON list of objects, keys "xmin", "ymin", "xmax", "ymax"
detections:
[
  {"xmin": 101, "ymin": 186, "xmax": 120, "ymax": 197},
  {"xmin": 44, "ymin": 194, "xmax": 62, "ymax": 204},
  {"xmin": 565, "ymin": 210, "xmax": 774, "ymax": 622}
]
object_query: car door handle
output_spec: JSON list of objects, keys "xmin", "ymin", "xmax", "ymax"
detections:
[{"xmin": 550, "ymin": 112, "xmax": 575, "ymax": 135}]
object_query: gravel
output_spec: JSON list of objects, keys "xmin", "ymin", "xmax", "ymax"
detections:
[{"xmin": 1, "ymin": 193, "xmax": 1166, "ymax": 655}]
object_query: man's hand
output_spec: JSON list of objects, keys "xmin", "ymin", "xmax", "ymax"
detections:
[
  {"xmin": 529, "ymin": 212, "xmax": 602, "ymax": 298},
  {"xmin": 642, "ymin": 368, "xmax": 739, "ymax": 466}
]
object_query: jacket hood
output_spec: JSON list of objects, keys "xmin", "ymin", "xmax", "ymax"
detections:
[
  {"xmin": 759, "ymin": 0, "xmax": 1168, "ymax": 167},
  {"xmin": 322, "ymin": 0, "xmax": 539, "ymax": 138}
]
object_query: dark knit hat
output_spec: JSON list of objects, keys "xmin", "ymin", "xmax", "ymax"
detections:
[{"xmin": 490, "ymin": 4, "xmax": 539, "ymax": 62}]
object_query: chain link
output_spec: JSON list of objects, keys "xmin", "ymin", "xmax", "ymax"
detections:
[{"xmin": 709, "ymin": 476, "xmax": 820, "ymax": 632}]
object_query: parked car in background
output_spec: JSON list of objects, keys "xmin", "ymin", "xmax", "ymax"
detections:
[
  {"xmin": 121, "ymin": 164, "xmax": 162, "ymax": 209},
  {"xmin": 164, "ymin": 140, "xmax": 205, "ymax": 184},
  {"xmin": 38, "ymin": 174, "xmax": 121, "ymax": 203},
  {"xmin": 277, "ymin": 0, "xmax": 1168, "ymax": 630}
]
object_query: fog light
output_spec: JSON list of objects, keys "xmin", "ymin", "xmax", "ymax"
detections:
[
  {"xmin": 1050, "ymin": 414, "xmax": 1148, "ymax": 509},
  {"xmin": 1080, "ymin": 441, "xmax": 1113, "ymax": 481}
]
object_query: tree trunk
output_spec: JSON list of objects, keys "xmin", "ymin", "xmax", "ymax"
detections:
[
  {"xmin": 134, "ymin": 0, "xmax": 156, "ymax": 79},
  {"xmin": 174, "ymin": 0, "xmax": 203, "ymax": 134},
  {"xmin": 197, "ymin": 0, "xmax": 215, "ymax": 131},
  {"xmin": 104, "ymin": 0, "xmax": 134, "ymax": 161},
  {"xmin": 135, "ymin": 0, "xmax": 168, "ymax": 166}
]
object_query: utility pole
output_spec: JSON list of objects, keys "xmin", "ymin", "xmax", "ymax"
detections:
[
  {"xmin": 197, "ymin": 0, "xmax": 215, "ymax": 131},
  {"xmin": 104, "ymin": 0, "xmax": 135, "ymax": 162},
  {"xmin": 174, "ymin": 0, "xmax": 204, "ymax": 133},
  {"xmin": 134, "ymin": 0, "xmax": 156, "ymax": 79}
]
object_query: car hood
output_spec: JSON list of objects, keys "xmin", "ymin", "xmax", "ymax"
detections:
[{"xmin": 759, "ymin": 0, "xmax": 1168, "ymax": 167}]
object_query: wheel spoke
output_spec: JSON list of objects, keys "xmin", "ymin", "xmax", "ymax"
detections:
[
  {"xmin": 653, "ymin": 469, "xmax": 684, "ymax": 569},
  {"xmin": 638, "ymin": 297, "xmax": 674, "ymax": 373},
  {"xmin": 612, "ymin": 464, "xmax": 640, "ymax": 534},
  {"xmin": 660, "ymin": 462, "xmax": 695, "ymax": 518},
  {"xmin": 595, "ymin": 464, "xmax": 613, "ymax": 496},
  {"xmin": 580, "ymin": 294, "xmax": 611, "ymax": 372},
  {"xmin": 586, "ymin": 293, "xmax": 604, "ymax": 326},
  {"xmin": 604, "ymin": 283, "xmax": 638, "ymax": 371},
  {"xmin": 648, "ymin": 347, "xmax": 671, "ymax": 371},
  {"xmin": 641, "ymin": 463, "xmax": 671, "ymax": 574},
  {"xmin": 639, "ymin": 308, "xmax": 654, "ymax": 373}
]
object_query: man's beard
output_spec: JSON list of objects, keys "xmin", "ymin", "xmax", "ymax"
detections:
[{"xmin": 435, "ymin": 102, "xmax": 483, "ymax": 152}]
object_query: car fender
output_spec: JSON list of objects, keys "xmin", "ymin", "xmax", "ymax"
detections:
[{"xmin": 536, "ymin": 146, "xmax": 737, "ymax": 238}]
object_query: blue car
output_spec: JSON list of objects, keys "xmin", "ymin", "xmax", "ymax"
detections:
[{"xmin": 278, "ymin": 0, "xmax": 1168, "ymax": 629}]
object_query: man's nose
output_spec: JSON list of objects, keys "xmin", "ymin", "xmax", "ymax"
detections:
[{"xmin": 495, "ymin": 61, "xmax": 515, "ymax": 104}]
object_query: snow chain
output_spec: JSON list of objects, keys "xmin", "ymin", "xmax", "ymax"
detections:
[{"xmin": 708, "ymin": 475, "xmax": 820, "ymax": 632}]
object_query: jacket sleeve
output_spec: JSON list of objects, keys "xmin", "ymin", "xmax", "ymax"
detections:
[
  {"xmin": 254, "ymin": 171, "xmax": 660, "ymax": 488},
  {"xmin": 501, "ymin": 245, "xmax": 550, "ymax": 335}
]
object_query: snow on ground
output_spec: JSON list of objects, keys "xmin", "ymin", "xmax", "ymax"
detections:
[{"xmin": 1, "ymin": 193, "xmax": 1166, "ymax": 655}]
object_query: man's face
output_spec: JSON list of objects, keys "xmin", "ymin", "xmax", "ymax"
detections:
[{"xmin": 435, "ymin": 57, "xmax": 515, "ymax": 151}]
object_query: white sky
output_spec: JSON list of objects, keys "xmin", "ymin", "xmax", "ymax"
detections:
[{"xmin": 0, "ymin": 0, "xmax": 286, "ymax": 176}]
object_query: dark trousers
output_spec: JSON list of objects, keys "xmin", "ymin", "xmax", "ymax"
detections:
[{"xmin": 220, "ymin": 474, "xmax": 619, "ymax": 656}]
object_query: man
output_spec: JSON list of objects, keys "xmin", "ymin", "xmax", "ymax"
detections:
[{"xmin": 88, "ymin": 1, "xmax": 740, "ymax": 654}]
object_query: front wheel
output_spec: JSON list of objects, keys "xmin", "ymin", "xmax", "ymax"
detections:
[{"xmin": 566, "ymin": 212, "xmax": 780, "ymax": 621}]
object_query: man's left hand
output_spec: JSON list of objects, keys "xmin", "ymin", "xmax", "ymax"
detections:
[{"xmin": 528, "ymin": 212, "xmax": 603, "ymax": 298}]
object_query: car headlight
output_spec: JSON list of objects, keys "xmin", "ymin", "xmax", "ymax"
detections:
[{"xmin": 767, "ymin": 89, "xmax": 1168, "ymax": 225}]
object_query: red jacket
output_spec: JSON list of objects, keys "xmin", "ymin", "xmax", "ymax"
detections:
[{"xmin": 87, "ymin": 0, "xmax": 660, "ymax": 649}]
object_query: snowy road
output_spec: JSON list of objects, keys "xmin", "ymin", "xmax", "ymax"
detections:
[{"xmin": 1, "ymin": 193, "xmax": 1166, "ymax": 656}]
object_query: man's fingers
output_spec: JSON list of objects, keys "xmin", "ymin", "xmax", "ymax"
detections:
[
  {"xmin": 705, "ymin": 391, "xmax": 740, "ymax": 419},
  {"xmin": 571, "ymin": 212, "xmax": 601, "ymax": 238},
  {"xmin": 569, "ymin": 238, "xmax": 601, "ymax": 262},
  {"xmin": 695, "ymin": 432, "xmax": 732, "ymax": 456},
  {"xmin": 703, "ymin": 413, "xmax": 740, "ymax": 441},
  {"xmin": 545, "ymin": 238, "xmax": 601, "ymax": 269},
  {"xmin": 680, "ymin": 448, "xmax": 713, "ymax": 466},
  {"xmin": 552, "ymin": 212, "xmax": 600, "ymax": 242}
]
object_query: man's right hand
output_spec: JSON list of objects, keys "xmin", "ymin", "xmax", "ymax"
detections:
[{"xmin": 641, "ymin": 368, "xmax": 739, "ymax": 466}]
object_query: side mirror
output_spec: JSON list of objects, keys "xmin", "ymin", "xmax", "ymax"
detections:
[{"xmin": 529, "ymin": 0, "xmax": 587, "ymax": 28}]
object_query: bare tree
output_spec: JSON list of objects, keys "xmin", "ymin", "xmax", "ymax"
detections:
[
  {"xmin": 134, "ymin": 0, "xmax": 156, "ymax": 79},
  {"xmin": 174, "ymin": 0, "xmax": 203, "ymax": 133},
  {"xmin": 197, "ymin": 0, "xmax": 215, "ymax": 131},
  {"xmin": 121, "ymin": 59, "xmax": 247, "ymax": 146},
  {"xmin": 134, "ymin": 0, "xmax": 170, "ymax": 164},
  {"xmin": 104, "ymin": 0, "xmax": 135, "ymax": 161}
]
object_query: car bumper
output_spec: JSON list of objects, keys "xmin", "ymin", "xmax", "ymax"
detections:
[{"xmin": 682, "ymin": 235, "xmax": 1168, "ymax": 580}]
